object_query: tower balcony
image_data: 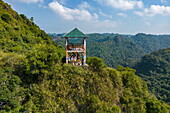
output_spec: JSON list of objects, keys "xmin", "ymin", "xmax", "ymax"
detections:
[{"xmin": 66, "ymin": 43, "xmax": 85, "ymax": 52}]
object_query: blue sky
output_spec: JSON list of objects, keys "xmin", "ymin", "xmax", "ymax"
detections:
[{"xmin": 3, "ymin": 0, "xmax": 170, "ymax": 34}]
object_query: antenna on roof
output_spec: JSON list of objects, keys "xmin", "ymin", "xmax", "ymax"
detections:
[{"xmin": 75, "ymin": 24, "xmax": 77, "ymax": 28}]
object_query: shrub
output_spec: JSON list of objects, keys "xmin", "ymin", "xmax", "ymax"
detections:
[
  {"xmin": 87, "ymin": 57, "xmax": 106, "ymax": 71},
  {"xmin": 1, "ymin": 13, "xmax": 11, "ymax": 23}
]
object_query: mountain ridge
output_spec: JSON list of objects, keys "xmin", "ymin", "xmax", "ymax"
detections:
[
  {"xmin": 50, "ymin": 33, "xmax": 170, "ymax": 67},
  {"xmin": 134, "ymin": 48, "xmax": 170, "ymax": 104},
  {"xmin": 0, "ymin": 0, "xmax": 170, "ymax": 112}
]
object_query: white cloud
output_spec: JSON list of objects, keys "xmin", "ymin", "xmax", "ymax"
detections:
[
  {"xmin": 57, "ymin": 0, "xmax": 68, "ymax": 5},
  {"xmin": 117, "ymin": 13, "xmax": 127, "ymax": 17},
  {"xmin": 133, "ymin": 11, "xmax": 144, "ymax": 16},
  {"xmin": 95, "ymin": 0, "xmax": 144, "ymax": 10},
  {"xmin": 48, "ymin": 2, "xmax": 98, "ymax": 21},
  {"xmin": 145, "ymin": 22, "xmax": 151, "ymax": 26},
  {"xmin": 134, "ymin": 5, "xmax": 170, "ymax": 16},
  {"xmin": 14, "ymin": 0, "xmax": 43, "ymax": 3},
  {"xmin": 48, "ymin": 1, "xmax": 118, "ymax": 32},
  {"xmin": 38, "ymin": 4, "xmax": 47, "ymax": 8},
  {"xmin": 78, "ymin": 2, "xmax": 91, "ymax": 10},
  {"xmin": 80, "ymin": 19, "xmax": 118, "ymax": 33},
  {"xmin": 160, "ymin": 0, "xmax": 168, "ymax": 4},
  {"xmin": 95, "ymin": 20, "xmax": 118, "ymax": 28},
  {"xmin": 93, "ymin": 13, "xmax": 99, "ymax": 19},
  {"xmin": 145, "ymin": 5, "xmax": 170, "ymax": 16},
  {"xmin": 99, "ymin": 11, "xmax": 112, "ymax": 18}
]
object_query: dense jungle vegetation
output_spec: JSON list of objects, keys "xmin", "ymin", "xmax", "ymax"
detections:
[
  {"xmin": 51, "ymin": 33, "xmax": 170, "ymax": 68},
  {"xmin": 0, "ymin": 0, "xmax": 170, "ymax": 112},
  {"xmin": 51, "ymin": 31, "xmax": 170, "ymax": 106},
  {"xmin": 134, "ymin": 48, "xmax": 170, "ymax": 105}
]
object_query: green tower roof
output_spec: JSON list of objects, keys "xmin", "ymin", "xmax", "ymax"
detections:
[{"xmin": 63, "ymin": 28, "xmax": 88, "ymax": 38}]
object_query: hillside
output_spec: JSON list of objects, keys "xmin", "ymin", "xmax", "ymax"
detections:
[
  {"xmin": 51, "ymin": 33, "xmax": 170, "ymax": 68},
  {"xmin": 134, "ymin": 48, "xmax": 170, "ymax": 104},
  {"xmin": 87, "ymin": 34, "xmax": 143, "ymax": 67},
  {"xmin": 0, "ymin": 0, "xmax": 170, "ymax": 112}
]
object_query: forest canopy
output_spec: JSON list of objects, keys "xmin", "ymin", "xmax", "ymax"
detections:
[{"xmin": 0, "ymin": 0, "xmax": 170, "ymax": 112}]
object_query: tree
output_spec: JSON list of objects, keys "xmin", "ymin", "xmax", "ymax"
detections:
[
  {"xmin": 30, "ymin": 17, "xmax": 34, "ymax": 22},
  {"xmin": 1, "ymin": 13, "xmax": 11, "ymax": 23},
  {"xmin": 87, "ymin": 57, "xmax": 106, "ymax": 71}
]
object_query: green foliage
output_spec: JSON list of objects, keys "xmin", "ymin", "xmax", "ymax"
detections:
[
  {"xmin": 51, "ymin": 33, "xmax": 170, "ymax": 68},
  {"xmin": 51, "ymin": 31, "xmax": 170, "ymax": 106},
  {"xmin": 0, "ymin": 51, "xmax": 26, "ymax": 112},
  {"xmin": 17, "ymin": 44, "xmax": 64, "ymax": 84},
  {"xmin": 1, "ymin": 13, "xmax": 11, "ymax": 23},
  {"xmin": 30, "ymin": 17, "xmax": 34, "ymax": 22},
  {"xmin": 146, "ymin": 98, "xmax": 170, "ymax": 113},
  {"xmin": 0, "ymin": 0, "xmax": 169, "ymax": 112},
  {"xmin": 87, "ymin": 57, "xmax": 106, "ymax": 71},
  {"xmin": 134, "ymin": 48, "xmax": 170, "ymax": 104}
]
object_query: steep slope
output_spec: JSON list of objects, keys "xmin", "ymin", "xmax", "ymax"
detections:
[
  {"xmin": 88, "ymin": 33, "xmax": 170, "ymax": 68},
  {"xmin": 0, "ymin": 0, "xmax": 64, "ymax": 54},
  {"xmin": 0, "ymin": 0, "xmax": 170, "ymax": 112},
  {"xmin": 0, "ymin": 0, "xmax": 64, "ymax": 112},
  {"xmin": 87, "ymin": 34, "xmax": 144, "ymax": 67},
  {"xmin": 134, "ymin": 48, "xmax": 170, "ymax": 104},
  {"xmin": 0, "ymin": 0, "xmax": 65, "ymax": 82}
]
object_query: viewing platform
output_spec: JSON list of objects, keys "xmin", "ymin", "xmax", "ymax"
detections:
[
  {"xmin": 63, "ymin": 28, "xmax": 88, "ymax": 65},
  {"xmin": 66, "ymin": 43, "xmax": 85, "ymax": 52}
]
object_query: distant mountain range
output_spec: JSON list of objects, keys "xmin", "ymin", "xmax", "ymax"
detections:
[
  {"xmin": 0, "ymin": 0, "xmax": 169, "ymax": 112},
  {"xmin": 50, "ymin": 33, "xmax": 170, "ymax": 67},
  {"xmin": 50, "ymin": 33, "xmax": 170, "ymax": 104}
]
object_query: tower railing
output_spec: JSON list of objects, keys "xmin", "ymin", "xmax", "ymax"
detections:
[{"xmin": 67, "ymin": 43, "xmax": 84, "ymax": 51}]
